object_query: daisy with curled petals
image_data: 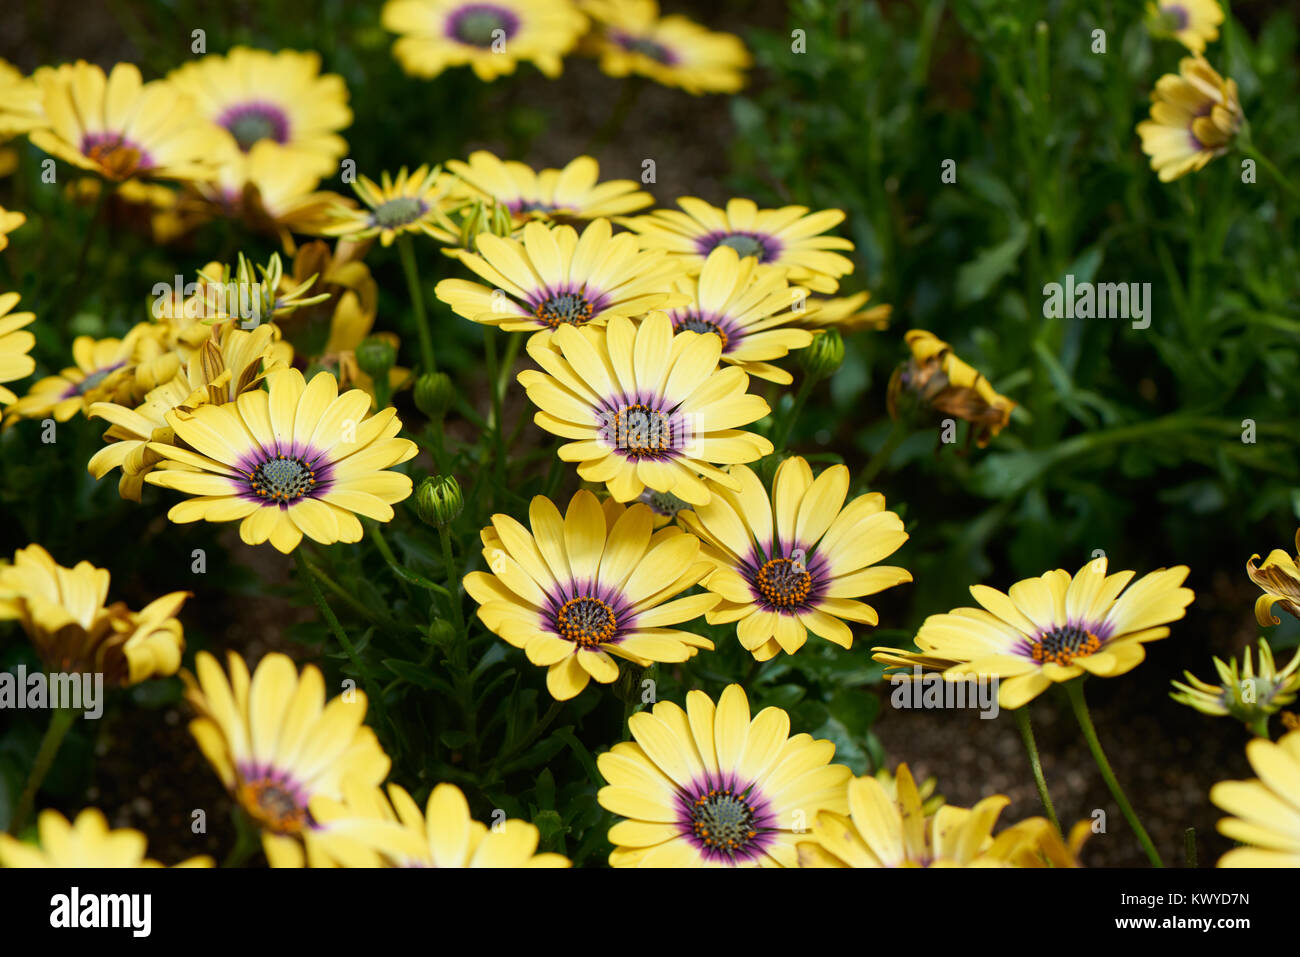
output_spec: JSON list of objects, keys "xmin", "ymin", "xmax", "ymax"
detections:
[
  {"xmin": 463, "ymin": 489, "xmax": 718, "ymax": 700},
  {"xmin": 1136, "ymin": 56, "xmax": 1242, "ymax": 183},
  {"xmin": 1210, "ymin": 728, "xmax": 1300, "ymax": 867},
  {"xmin": 682, "ymin": 457, "xmax": 910, "ymax": 661},
  {"xmin": 0, "ymin": 205, "xmax": 24, "ymax": 252},
  {"xmin": 597, "ymin": 684, "xmax": 851, "ymax": 867},
  {"xmin": 144, "ymin": 369, "xmax": 417, "ymax": 554},
  {"xmin": 447, "ymin": 151, "xmax": 653, "ymax": 224},
  {"xmin": 435, "ymin": 218, "xmax": 683, "ymax": 332},
  {"xmin": 4, "ymin": 329, "xmax": 150, "ymax": 425},
  {"xmin": 0, "ymin": 809, "xmax": 212, "ymax": 868},
  {"xmin": 1247, "ymin": 527, "xmax": 1300, "ymax": 626},
  {"xmin": 382, "ymin": 0, "xmax": 588, "ymax": 81},
  {"xmin": 665, "ymin": 245, "xmax": 812, "ymax": 384},
  {"xmin": 309, "ymin": 780, "xmax": 571, "ymax": 867},
  {"xmin": 622, "ymin": 197, "xmax": 855, "ymax": 294},
  {"xmin": 0, "ymin": 543, "xmax": 189, "ymax": 687},
  {"xmin": 184, "ymin": 651, "xmax": 390, "ymax": 868},
  {"xmin": 323, "ymin": 164, "xmax": 456, "ymax": 247},
  {"xmin": 167, "ymin": 46, "xmax": 351, "ymax": 177},
  {"xmin": 28, "ymin": 61, "xmax": 221, "ymax": 183},
  {"xmin": 0, "ymin": 292, "xmax": 36, "ymax": 406},
  {"xmin": 872, "ymin": 557, "xmax": 1194, "ymax": 710},
  {"xmin": 582, "ymin": 0, "xmax": 751, "ymax": 95},
  {"xmin": 518, "ymin": 312, "xmax": 774, "ymax": 505}
]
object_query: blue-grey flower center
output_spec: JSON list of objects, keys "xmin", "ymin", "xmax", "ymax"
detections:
[
  {"xmin": 714, "ymin": 232, "xmax": 769, "ymax": 261},
  {"xmin": 675, "ymin": 313, "xmax": 731, "ymax": 351},
  {"xmin": 222, "ymin": 104, "xmax": 289, "ymax": 151},
  {"xmin": 451, "ymin": 6, "xmax": 515, "ymax": 47},
  {"xmin": 372, "ymin": 196, "xmax": 427, "ymax": 229},
  {"xmin": 250, "ymin": 454, "xmax": 317, "ymax": 503},
  {"xmin": 534, "ymin": 292, "xmax": 594, "ymax": 328},
  {"xmin": 691, "ymin": 787, "xmax": 757, "ymax": 854}
]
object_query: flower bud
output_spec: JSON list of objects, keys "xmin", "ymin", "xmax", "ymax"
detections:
[
  {"xmin": 415, "ymin": 475, "xmax": 463, "ymax": 528},
  {"xmin": 355, "ymin": 336, "xmax": 396, "ymax": 380},
  {"xmin": 413, "ymin": 371, "xmax": 456, "ymax": 420},
  {"xmin": 799, "ymin": 328, "xmax": 845, "ymax": 381}
]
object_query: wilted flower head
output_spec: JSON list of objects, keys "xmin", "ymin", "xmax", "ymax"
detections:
[{"xmin": 887, "ymin": 329, "xmax": 1015, "ymax": 447}]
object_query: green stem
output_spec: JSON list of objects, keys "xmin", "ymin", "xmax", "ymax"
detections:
[
  {"xmin": 300, "ymin": 554, "xmax": 391, "ymax": 626},
  {"xmin": 771, "ymin": 374, "xmax": 818, "ymax": 452},
  {"xmin": 438, "ymin": 526, "xmax": 467, "ymax": 641},
  {"xmin": 861, "ymin": 420, "xmax": 910, "ymax": 485},
  {"xmin": 1183, "ymin": 826, "xmax": 1197, "ymax": 868},
  {"xmin": 294, "ymin": 550, "xmax": 385, "ymax": 721},
  {"xmin": 221, "ymin": 807, "xmax": 262, "ymax": 868},
  {"xmin": 1243, "ymin": 144, "xmax": 1300, "ymax": 207},
  {"xmin": 587, "ymin": 77, "xmax": 644, "ymax": 154},
  {"xmin": 493, "ymin": 700, "xmax": 564, "ymax": 775},
  {"xmin": 1012, "ymin": 705, "xmax": 1062, "ymax": 836},
  {"xmin": 483, "ymin": 328, "xmax": 505, "ymax": 485},
  {"xmin": 1066, "ymin": 680, "xmax": 1164, "ymax": 867},
  {"xmin": 9, "ymin": 706, "xmax": 77, "ymax": 835},
  {"xmin": 398, "ymin": 234, "xmax": 435, "ymax": 372}
]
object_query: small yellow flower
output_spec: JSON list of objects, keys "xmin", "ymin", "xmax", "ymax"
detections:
[
  {"xmin": 323, "ymin": 164, "xmax": 457, "ymax": 247},
  {"xmin": 183, "ymin": 651, "xmax": 390, "ymax": 868},
  {"xmin": 167, "ymin": 46, "xmax": 352, "ymax": 177},
  {"xmin": 1145, "ymin": 0, "xmax": 1223, "ymax": 55},
  {"xmin": 597, "ymin": 684, "xmax": 852, "ymax": 866},
  {"xmin": 28, "ymin": 61, "xmax": 222, "ymax": 183},
  {"xmin": 1137, "ymin": 56, "xmax": 1243, "ymax": 183},
  {"xmin": 463, "ymin": 489, "xmax": 717, "ymax": 700},
  {"xmin": 518, "ymin": 311, "xmax": 774, "ymax": 505},
  {"xmin": 309, "ymin": 780, "xmax": 571, "ymax": 867},
  {"xmin": 382, "ymin": 0, "xmax": 588, "ymax": 81},
  {"xmin": 447, "ymin": 151, "xmax": 654, "ymax": 224},
  {"xmin": 144, "ymin": 368, "xmax": 417, "ymax": 553},
  {"xmin": 887, "ymin": 329, "xmax": 1016, "ymax": 447},
  {"xmin": 1210, "ymin": 728, "xmax": 1300, "ymax": 866},
  {"xmin": 874, "ymin": 557, "xmax": 1194, "ymax": 710},
  {"xmin": 0, "ymin": 58, "xmax": 46, "ymax": 138},
  {"xmin": 0, "ymin": 291, "xmax": 36, "ymax": 406},
  {"xmin": 0, "ymin": 204, "xmax": 24, "ymax": 252},
  {"xmin": 621, "ymin": 197, "xmax": 854, "ymax": 294},
  {"xmin": 582, "ymin": 0, "xmax": 750, "ymax": 94},
  {"xmin": 0, "ymin": 544, "xmax": 188, "ymax": 686},
  {"xmin": 0, "ymin": 809, "xmax": 211, "ymax": 868},
  {"xmin": 1247, "ymin": 528, "xmax": 1300, "ymax": 626}
]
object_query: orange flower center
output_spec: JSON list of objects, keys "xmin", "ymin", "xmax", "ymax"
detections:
[{"xmin": 1030, "ymin": 626, "xmax": 1101, "ymax": 666}]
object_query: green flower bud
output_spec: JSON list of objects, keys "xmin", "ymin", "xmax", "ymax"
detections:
[
  {"xmin": 355, "ymin": 336, "xmax": 397, "ymax": 380},
  {"xmin": 415, "ymin": 475, "xmax": 463, "ymax": 528},
  {"xmin": 425, "ymin": 618, "xmax": 457, "ymax": 648},
  {"xmin": 413, "ymin": 371, "xmax": 456, "ymax": 420},
  {"xmin": 458, "ymin": 199, "xmax": 489, "ymax": 251},
  {"xmin": 799, "ymin": 328, "xmax": 845, "ymax": 381}
]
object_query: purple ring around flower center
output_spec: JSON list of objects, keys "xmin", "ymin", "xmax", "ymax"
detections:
[
  {"xmin": 743, "ymin": 542, "xmax": 827, "ymax": 614},
  {"xmin": 217, "ymin": 100, "xmax": 291, "ymax": 152},
  {"xmin": 668, "ymin": 308, "xmax": 744, "ymax": 354},
  {"xmin": 79, "ymin": 132, "xmax": 153, "ymax": 173},
  {"xmin": 541, "ymin": 578, "xmax": 636, "ymax": 647},
  {"xmin": 675, "ymin": 773, "xmax": 776, "ymax": 864},
  {"xmin": 234, "ymin": 442, "xmax": 335, "ymax": 508},
  {"xmin": 611, "ymin": 30, "xmax": 680, "ymax": 66},
  {"xmin": 445, "ymin": 3, "xmax": 520, "ymax": 47},
  {"xmin": 594, "ymin": 391, "xmax": 690, "ymax": 461},
  {"xmin": 695, "ymin": 230, "xmax": 783, "ymax": 264}
]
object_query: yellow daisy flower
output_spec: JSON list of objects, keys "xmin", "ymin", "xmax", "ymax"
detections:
[
  {"xmin": 0, "ymin": 543, "xmax": 188, "ymax": 686},
  {"xmin": 0, "ymin": 58, "xmax": 46, "ymax": 138},
  {"xmin": 28, "ymin": 61, "xmax": 221, "ymax": 183},
  {"xmin": 873, "ymin": 557, "xmax": 1194, "ymax": 710},
  {"xmin": 1247, "ymin": 527, "xmax": 1300, "ymax": 626},
  {"xmin": 4, "ymin": 328, "xmax": 156, "ymax": 425},
  {"xmin": 144, "ymin": 368, "xmax": 417, "ymax": 554},
  {"xmin": 167, "ymin": 46, "xmax": 351, "ymax": 177},
  {"xmin": 622, "ymin": 197, "xmax": 854, "ymax": 294},
  {"xmin": 792, "ymin": 290, "xmax": 893, "ymax": 334},
  {"xmin": 188, "ymin": 139, "xmax": 353, "ymax": 252},
  {"xmin": 1137, "ymin": 55, "xmax": 1243, "ymax": 183},
  {"xmin": 664, "ymin": 246, "xmax": 812, "ymax": 384},
  {"xmin": 382, "ymin": 0, "xmax": 588, "ymax": 81},
  {"xmin": 518, "ymin": 311, "xmax": 774, "ymax": 505},
  {"xmin": 463, "ymin": 489, "xmax": 718, "ymax": 701},
  {"xmin": 435, "ymin": 217, "xmax": 683, "ymax": 332},
  {"xmin": 183, "ymin": 650, "xmax": 390, "ymax": 868},
  {"xmin": 887, "ymin": 329, "xmax": 1016, "ymax": 447},
  {"xmin": 0, "ymin": 808, "xmax": 212, "ymax": 868},
  {"xmin": 88, "ymin": 322, "xmax": 291, "ymax": 501},
  {"xmin": 1210, "ymin": 728, "xmax": 1300, "ymax": 866},
  {"xmin": 309, "ymin": 780, "xmax": 571, "ymax": 867},
  {"xmin": 681, "ymin": 457, "xmax": 910, "ymax": 661},
  {"xmin": 323, "ymin": 164, "xmax": 456, "ymax": 247},
  {"xmin": 582, "ymin": 0, "xmax": 750, "ymax": 95},
  {"xmin": 1171, "ymin": 637, "xmax": 1300, "ymax": 733},
  {"xmin": 0, "ymin": 291, "xmax": 36, "ymax": 406},
  {"xmin": 447, "ymin": 150, "xmax": 654, "ymax": 224},
  {"xmin": 0, "ymin": 205, "xmax": 24, "ymax": 252},
  {"xmin": 1146, "ymin": 0, "xmax": 1223, "ymax": 54},
  {"xmin": 596, "ymin": 684, "xmax": 852, "ymax": 867}
]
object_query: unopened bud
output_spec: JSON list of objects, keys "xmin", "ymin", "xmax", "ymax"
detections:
[
  {"xmin": 414, "ymin": 371, "xmax": 456, "ymax": 420},
  {"xmin": 415, "ymin": 475, "xmax": 463, "ymax": 528},
  {"xmin": 800, "ymin": 328, "xmax": 845, "ymax": 381},
  {"xmin": 355, "ymin": 336, "xmax": 397, "ymax": 380}
]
